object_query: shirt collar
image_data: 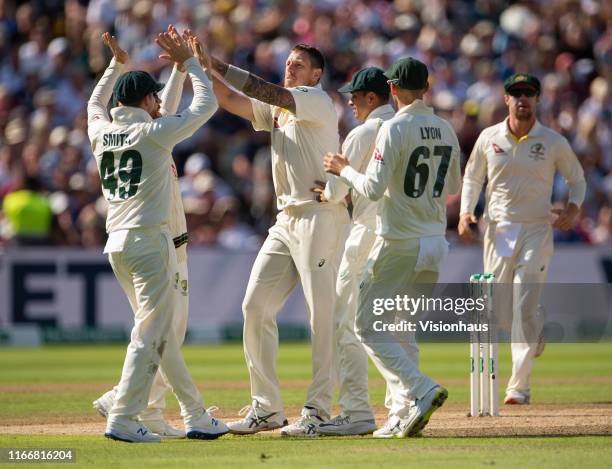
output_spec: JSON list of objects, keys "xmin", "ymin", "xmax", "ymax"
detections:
[
  {"xmin": 367, "ymin": 104, "xmax": 395, "ymax": 121},
  {"xmin": 504, "ymin": 118, "xmax": 543, "ymax": 139},
  {"xmin": 395, "ymin": 99, "xmax": 433, "ymax": 117},
  {"xmin": 289, "ymin": 83, "xmax": 323, "ymax": 90},
  {"xmin": 110, "ymin": 106, "xmax": 153, "ymax": 124}
]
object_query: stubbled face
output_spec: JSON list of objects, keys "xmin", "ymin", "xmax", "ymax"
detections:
[
  {"xmin": 144, "ymin": 92, "xmax": 162, "ymax": 118},
  {"xmin": 348, "ymin": 91, "xmax": 374, "ymax": 122},
  {"xmin": 504, "ymin": 86, "xmax": 539, "ymax": 121},
  {"xmin": 284, "ymin": 50, "xmax": 321, "ymax": 88}
]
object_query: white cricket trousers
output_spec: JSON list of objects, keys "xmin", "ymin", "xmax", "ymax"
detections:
[
  {"xmin": 139, "ymin": 259, "xmax": 189, "ymax": 420},
  {"xmin": 356, "ymin": 236, "xmax": 444, "ymax": 418},
  {"xmin": 108, "ymin": 227, "xmax": 202, "ymax": 419},
  {"xmin": 483, "ymin": 222, "xmax": 551, "ymax": 397},
  {"xmin": 242, "ymin": 203, "xmax": 349, "ymax": 418},
  {"xmin": 334, "ymin": 222, "xmax": 377, "ymax": 421}
]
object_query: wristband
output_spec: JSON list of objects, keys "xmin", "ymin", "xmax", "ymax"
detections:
[{"xmin": 224, "ymin": 64, "xmax": 249, "ymax": 91}]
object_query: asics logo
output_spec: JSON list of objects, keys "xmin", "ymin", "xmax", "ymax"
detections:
[
  {"xmin": 306, "ymin": 424, "xmax": 316, "ymax": 434},
  {"xmin": 249, "ymin": 414, "xmax": 274, "ymax": 428},
  {"xmin": 137, "ymin": 428, "xmax": 148, "ymax": 436}
]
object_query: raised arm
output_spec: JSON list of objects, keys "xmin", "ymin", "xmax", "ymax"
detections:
[
  {"xmin": 174, "ymin": 30, "xmax": 254, "ymax": 121},
  {"xmin": 160, "ymin": 64, "xmax": 186, "ymax": 116},
  {"xmin": 148, "ymin": 31, "xmax": 218, "ymax": 147},
  {"xmin": 159, "ymin": 26, "xmax": 187, "ymax": 116},
  {"xmin": 210, "ymin": 71, "xmax": 255, "ymax": 121},
  {"xmin": 211, "ymin": 56, "xmax": 296, "ymax": 114},
  {"xmin": 87, "ymin": 33, "xmax": 127, "ymax": 129}
]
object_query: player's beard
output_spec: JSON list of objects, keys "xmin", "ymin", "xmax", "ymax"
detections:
[
  {"xmin": 284, "ymin": 75, "xmax": 296, "ymax": 88},
  {"xmin": 515, "ymin": 108, "xmax": 533, "ymax": 121},
  {"xmin": 515, "ymin": 103, "xmax": 533, "ymax": 121}
]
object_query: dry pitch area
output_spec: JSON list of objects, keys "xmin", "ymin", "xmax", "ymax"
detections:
[
  {"xmin": 1, "ymin": 343, "xmax": 611, "ymax": 468},
  {"xmin": 2, "ymin": 403, "xmax": 612, "ymax": 438}
]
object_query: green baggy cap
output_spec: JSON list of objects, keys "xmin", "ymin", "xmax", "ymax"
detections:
[
  {"xmin": 112, "ymin": 70, "xmax": 164, "ymax": 107},
  {"xmin": 503, "ymin": 73, "xmax": 541, "ymax": 95},
  {"xmin": 384, "ymin": 57, "xmax": 428, "ymax": 90},
  {"xmin": 338, "ymin": 67, "xmax": 390, "ymax": 95}
]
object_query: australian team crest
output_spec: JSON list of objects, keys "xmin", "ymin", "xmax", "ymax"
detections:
[
  {"xmin": 528, "ymin": 143, "xmax": 546, "ymax": 161},
  {"xmin": 181, "ymin": 279, "xmax": 188, "ymax": 296}
]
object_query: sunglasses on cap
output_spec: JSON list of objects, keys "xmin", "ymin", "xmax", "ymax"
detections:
[{"xmin": 507, "ymin": 88, "xmax": 538, "ymax": 98}]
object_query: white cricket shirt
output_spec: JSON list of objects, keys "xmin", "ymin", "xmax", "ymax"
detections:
[
  {"xmin": 460, "ymin": 119, "xmax": 586, "ymax": 223},
  {"xmin": 87, "ymin": 57, "xmax": 217, "ymax": 235},
  {"xmin": 251, "ymin": 85, "xmax": 339, "ymax": 210},
  {"xmin": 339, "ymin": 99, "xmax": 462, "ymax": 240},
  {"xmin": 325, "ymin": 104, "xmax": 395, "ymax": 229}
]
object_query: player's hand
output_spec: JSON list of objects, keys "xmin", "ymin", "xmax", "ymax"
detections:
[
  {"xmin": 155, "ymin": 26, "xmax": 193, "ymax": 66},
  {"xmin": 187, "ymin": 32, "xmax": 212, "ymax": 75},
  {"xmin": 157, "ymin": 25, "xmax": 186, "ymax": 72},
  {"xmin": 551, "ymin": 203, "xmax": 579, "ymax": 231},
  {"xmin": 324, "ymin": 152, "xmax": 349, "ymax": 176},
  {"xmin": 102, "ymin": 32, "xmax": 128, "ymax": 64},
  {"xmin": 458, "ymin": 213, "xmax": 478, "ymax": 242},
  {"xmin": 310, "ymin": 180, "xmax": 328, "ymax": 203}
]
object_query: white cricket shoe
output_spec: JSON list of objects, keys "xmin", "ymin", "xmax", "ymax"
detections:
[
  {"xmin": 227, "ymin": 401, "xmax": 288, "ymax": 435},
  {"xmin": 94, "ymin": 389, "xmax": 185, "ymax": 438},
  {"xmin": 504, "ymin": 391, "xmax": 530, "ymax": 405},
  {"xmin": 280, "ymin": 406, "xmax": 326, "ymax": 437},
  {"xmin": 401, "ymin": 385, "xmax": 448, "ymax": 437},
  {"xmin": 373, "ymin": 416, "xmax": 403, "ymax": 438},
  {"xmin": 140, "ymin": 418, "xmax": 185, "ymax": 439},
  {"xmin": 105, "ymin": 416, "xmax": 161, "ymax": 443},
  {"xmin": 318, "ymin": 414, "xmax": 377, "ymax": 436},
  {"xmin": 373, "ymin": 386, "xmax": 448, "ymax": 438},
  {"xmin": 93, "ymin": 389, "xmax": 116, "ymax": 418},
  {"xmin": 185, "ymin": 407, "xmax": 229, "ymax": 440}
]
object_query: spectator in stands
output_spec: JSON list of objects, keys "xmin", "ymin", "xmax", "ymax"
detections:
[
  {"xmin": 2, "ymin": 173, "xmax": 52, "ymax": 245},
  {"xmin": 0, "ymin": 0, "xmax": 609, "ymax": 248}
]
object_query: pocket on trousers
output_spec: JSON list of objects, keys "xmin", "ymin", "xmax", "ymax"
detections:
[{"xmin": 415, "ymin": 236, "xmax": 449, "ymax": 273}]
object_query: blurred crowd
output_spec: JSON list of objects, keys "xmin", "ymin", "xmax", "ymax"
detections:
[{"xmin": 0, "ymin": 0, "xmax": 610, "ymax": 249}]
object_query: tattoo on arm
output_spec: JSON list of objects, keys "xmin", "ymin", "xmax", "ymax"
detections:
[
  {"xmin": 212, "ymin": 56, "xmax": 296, "ymax": 113},
  {"xmin": 243, "ymin": 74, "xmax": 296, "ymax": 113},
  {"xmin": 211, "ymin": 56, "xmax": 229, "ymax": 75}
]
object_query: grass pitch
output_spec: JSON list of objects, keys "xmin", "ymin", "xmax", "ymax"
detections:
[{"xmin": 1, "ymin": 342, "xmax": 611, "ymax": 468}]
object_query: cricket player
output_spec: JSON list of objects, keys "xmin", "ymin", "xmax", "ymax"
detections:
[
  {"xmin": 92, "ymin": 29, "xmax": 194, "ymax": 439},
  {"xmin": 324, "ymin": 57, "xmax": 460, "ymax": 438},
  {"xmin": 458, "ymin": 73, "xmax": 586, "ymax": 405},
  {"xmin": 311, "ymin": 67, "xmax": 395, "ymax": 436},
  {"xmin": 87, "ymin": 30, "xmax": 228, "ymax": 442},
  {"xmin": 203, "ymin": 37, "xmax": 349, "ymax": 436}
]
